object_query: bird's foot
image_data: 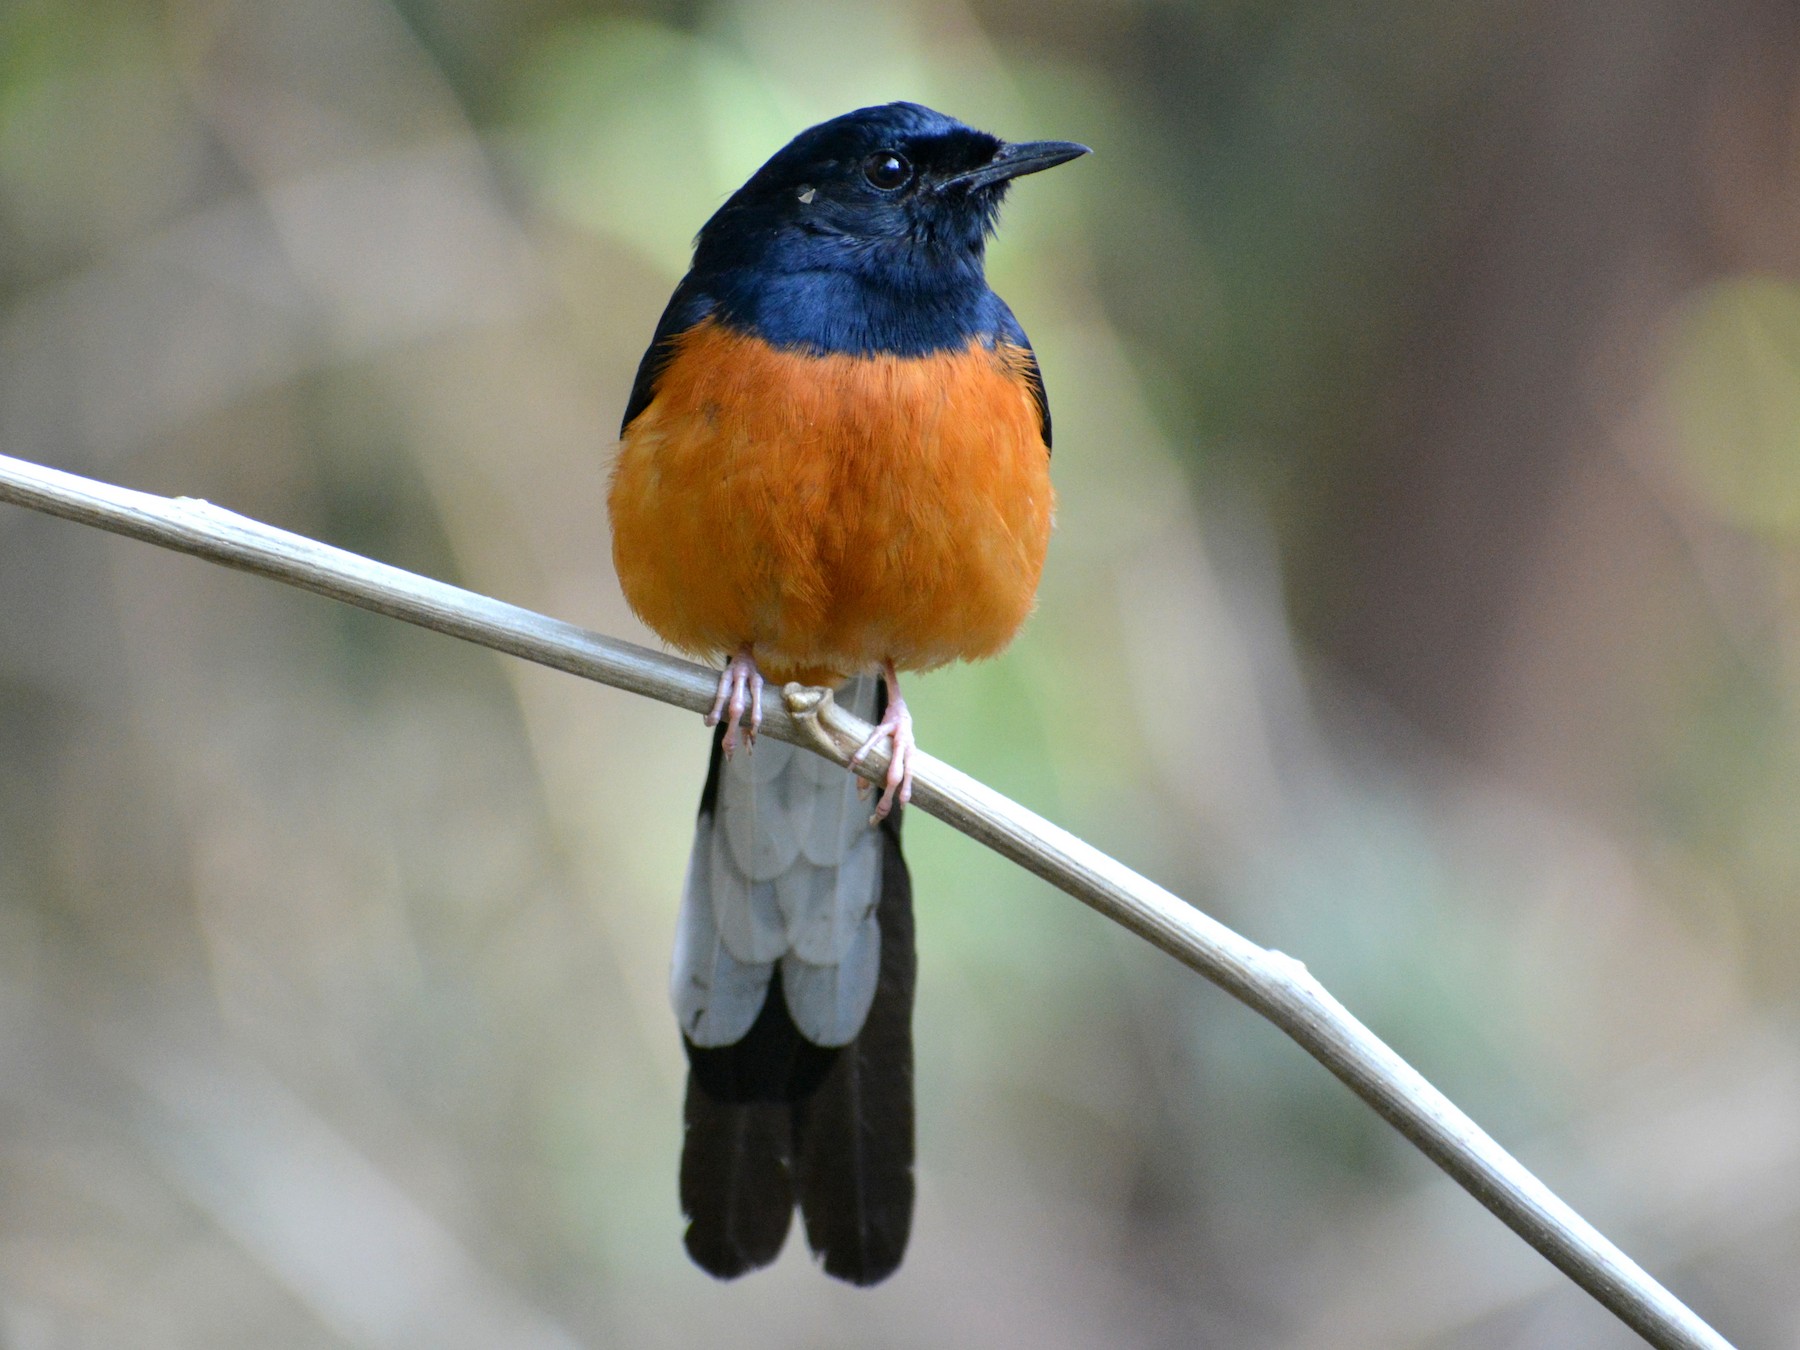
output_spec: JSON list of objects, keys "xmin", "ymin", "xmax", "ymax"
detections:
[
  {"xmin": 705, "ymin": 649, "xmax": 763, "ymax": 755},
  {"xmin": 849, "ymin": 662, "xmax": 915, "ymax": 821}
]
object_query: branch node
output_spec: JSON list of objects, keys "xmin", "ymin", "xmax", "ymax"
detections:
[
  {"xmin": 1263, "ymin": 949, "xmax": 1312, "ymax": 983},
  {"xmin": 782, "ymin": 681, "xmax": 844, "ymax": 760}
]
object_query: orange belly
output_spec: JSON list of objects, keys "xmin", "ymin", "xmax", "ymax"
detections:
[{"xmin": 609, "ymin": 319, "xmax": 1054, "ymax": 686}]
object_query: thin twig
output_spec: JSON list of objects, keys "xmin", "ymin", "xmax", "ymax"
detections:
[{"xmin": 0, "ymin": 450, "xmax": 1733, "ymax": 1350}]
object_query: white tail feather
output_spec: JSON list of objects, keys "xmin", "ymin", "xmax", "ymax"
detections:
[
  {"xmin": 672, "ymin": 819, "xmax": 776, "ymax": 1046},
  {"xmin": 782, "ymin": 905, "xmax": 880, "ymax": 1045},
  {"xmin": 669, "ymin": 675, "xmax": 886, "ymax": 1050},
  {"xmin": 720, "ymin": 739, "xmax": 804, "ymax": 880}
]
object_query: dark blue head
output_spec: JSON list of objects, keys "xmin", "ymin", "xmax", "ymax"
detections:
[
  {"xmin": 683, "ymin": 103, "xmax": 1088, "ymax": 356},
  {"xmin": 697, "ymin": 103, "xmax": 1086, "ymax": 275}
]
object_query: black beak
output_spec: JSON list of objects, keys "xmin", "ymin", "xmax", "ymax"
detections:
[{"xmin": 940, "ymin": 139, "xmax": 1091, "ymax": 191}]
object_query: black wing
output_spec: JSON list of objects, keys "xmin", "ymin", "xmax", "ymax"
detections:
[
  {"xmin": 620, "ymin": 277, "xmax": 718, "ymax": 436},
  {"xmin": 995, "ymin": 297, "xmax": 1052, "ymax": 453}
]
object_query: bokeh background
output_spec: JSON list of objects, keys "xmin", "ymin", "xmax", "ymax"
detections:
[{"xmin": 2, "ymin": 0, "xmax": 1799, "ymax": 1345}]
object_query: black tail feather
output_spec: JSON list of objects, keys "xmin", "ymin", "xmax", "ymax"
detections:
[
  {"xmin": 679, "ymin": 1090, "xmax": 795, "ymax": 1279},
  {"xmin": 793, "ymin": 815, "xmax": 915, "ymax": 1285}
]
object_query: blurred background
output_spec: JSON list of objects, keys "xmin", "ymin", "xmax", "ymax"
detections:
[{"xmin": 1, "ymin": 0, "xmax": 1798, "ymax": 1345}]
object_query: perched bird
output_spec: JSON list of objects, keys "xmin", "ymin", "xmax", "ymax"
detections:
[{"xmin": 609, "ymin": 101, "xmax": 1085, "ymax": 1285}]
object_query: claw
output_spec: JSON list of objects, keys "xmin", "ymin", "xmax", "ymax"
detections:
[
  {"xmin": 704, "ymin": 649, "xmax": 764, "ymax": 755},
  {"xmin": 848, "ymin": 660, "xmax": 915, "ymax": 821}
]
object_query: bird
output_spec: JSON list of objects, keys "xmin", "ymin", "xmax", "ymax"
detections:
[{"xmin": 608, "ymin": 101, "xmax": 1086, "ymax": 1286}]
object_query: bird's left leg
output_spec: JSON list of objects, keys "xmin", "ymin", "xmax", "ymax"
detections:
[
  {"xmin": 704, "ymin": 647, "xmax": 763, "ymax": 755},
  {"xmin": 849, "ymin": 659, "xmax": 916, "ymax": 820}
]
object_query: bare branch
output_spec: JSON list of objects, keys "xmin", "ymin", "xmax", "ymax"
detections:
[{"xmin": 0, "ymin": 451, "xmax": 1733, "ymax": 1350}]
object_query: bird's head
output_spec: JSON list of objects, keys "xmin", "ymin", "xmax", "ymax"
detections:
[{"xmin": 692, "ymin": 102, "xmax": 1088, "ymax": 280}]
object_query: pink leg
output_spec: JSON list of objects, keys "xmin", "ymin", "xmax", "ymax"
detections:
[
  {"xmin": 848, "ymin": 660, "xmax": 916, "ymax": 821},
  {"xmin": 704, "ymin": 648, "xmax": 763, "ymax": 755}
]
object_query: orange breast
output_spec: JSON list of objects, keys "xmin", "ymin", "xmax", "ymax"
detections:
[{"xmin": 608, "ymin": 319, "xmax": 1054, "ymax": 686}]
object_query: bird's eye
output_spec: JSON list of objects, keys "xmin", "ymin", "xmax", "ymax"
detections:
[{"xmin": 862, "ymin": 151, "xmax": 912, "ymax": 191}]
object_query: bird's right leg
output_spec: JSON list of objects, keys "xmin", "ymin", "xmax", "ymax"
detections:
[{"xmin": 705, "ymin": 648, "xmax": 764, "ymax": 755}]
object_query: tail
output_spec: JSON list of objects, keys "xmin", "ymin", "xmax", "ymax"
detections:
[{"xmin": 671, "ymin": 676, "xmax": 916, "ymax": 1285}]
